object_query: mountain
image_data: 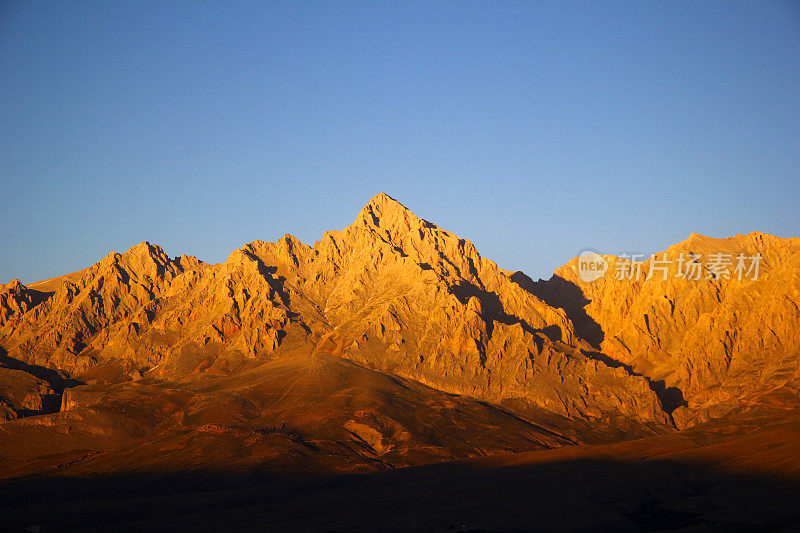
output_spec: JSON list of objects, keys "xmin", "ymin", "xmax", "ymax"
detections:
[
  {"xmin": 0, "ymin": 194, "xmax": 798, "ymax": 483},
  {"xmin": 534, "ymin": 231, "xmax": 800, "ymax": 428}
]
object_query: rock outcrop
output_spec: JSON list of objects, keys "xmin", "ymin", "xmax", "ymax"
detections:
[{"xmin": 0, "ymin": 367, "xmax": 53, "ymax": 421}]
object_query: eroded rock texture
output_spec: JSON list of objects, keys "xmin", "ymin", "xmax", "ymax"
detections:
[
  {"xmin": 1, "ymin": 194, "xmax": 795, "ymax": 477},
  {"xmin": 536, "ymin": 232, "xmax": 800, "ymax": 428}
]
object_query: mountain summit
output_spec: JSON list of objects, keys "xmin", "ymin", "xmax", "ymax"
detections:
[
  {"xmin": 0, "ymin": 195, "xmax": 798, "ymax": 479},
  {"xmin": 354, "ymin": 192, "xmax": 424, "ymax": 230}
]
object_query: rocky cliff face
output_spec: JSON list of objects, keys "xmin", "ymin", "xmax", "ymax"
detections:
[
  {"xmin": 1, "ymin": 193, "xmax": 798, "ymax": 476},
  {"xmin": 0, "ymin": 194, "xmax": 671, "ymax": 434},
  {"xmin": 536, "ymin": 232, "xmax": 800, "ymax": 428},
  {"xmin": 0, "ymin": 243, "xmax": 199, "ymax": 373},
  {"xmin": 4, "ymin": 196, "xmax": 798, "ymax": 462},
  {"xmin": 236, "ymin": 194, "xmax": 667, "ymax": 426}
]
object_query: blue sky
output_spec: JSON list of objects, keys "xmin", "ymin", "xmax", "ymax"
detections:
[{"xmin": 1, "ymin": 1, "xmax": 798, "ymax": 283}]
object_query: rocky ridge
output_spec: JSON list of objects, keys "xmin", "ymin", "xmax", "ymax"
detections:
[
  {"xmin": 0, "ymin": 194, "xmax": 669, "ymax": 430},
  {"xmin": 536, "ymin": 231, "xmax": 800, "ymax": 427},
  {"xmin": 1, "ymin": 193, "xmax": 797, "ymax": 476}
]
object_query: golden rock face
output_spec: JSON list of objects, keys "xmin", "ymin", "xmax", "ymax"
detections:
[
  {"xmin": 0, "ymin": 194, "xmax": 797, "ymax": 477},
  {"xmin": 0, "ymin": 194, "xmax": 670, "ymax": 426},
  {"xmin": 538, "ymin": 231, "xmax": 800, "ymax": 428}
]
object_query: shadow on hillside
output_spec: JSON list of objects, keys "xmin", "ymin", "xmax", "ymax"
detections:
[
  {"xmin": 449, "ymin": 282, "xmax": 563, "ymax": 343},
  {"xmin": 582, "ymin": 349, "xmax": 687, "ymax": 413},
  {"xmin": 510, "ymin": 272, "xmax": 687, "ymax": 415},
  {"xmin": 0, "ymin": 456, "xmax": 798, "ymax": 531},
  {"xmin": 0, "ymin": 346, "xmax": 82, "ymax": 395},
  {"xmin": 511, "ymin": 272, "xmax": 605, "ymax": 348},
  {"xmin": 28, "ymin": 288, "xmax": 55, "ymax": 307},
  {"xmin": 0, "ymin": 346, "xmax": 83, "ymax": 415}
]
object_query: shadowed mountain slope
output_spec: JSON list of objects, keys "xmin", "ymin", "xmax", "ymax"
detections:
[{"xmin": 2, "ymin": 381, "xmax": 799, "ymax": 532}]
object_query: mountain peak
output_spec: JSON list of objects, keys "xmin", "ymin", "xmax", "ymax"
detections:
[
  {"xmin": 362, "ymin": 192, "xmax": 408, "ymax": 216},
  {"xmin": 126, "ymin": 240, "xmax": 161, "ymax": 257},
  {"xmin": 354, "ymin": 193, "xmax": 429, "ymax": 232},
  {"xmin": 368, "ymin": 191, "xmax": 400, "ymax": 206}
]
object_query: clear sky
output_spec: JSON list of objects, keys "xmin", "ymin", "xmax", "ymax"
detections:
[{"xmin": 1, "ymin": 1, "xmax": 799, "ymax": 284}]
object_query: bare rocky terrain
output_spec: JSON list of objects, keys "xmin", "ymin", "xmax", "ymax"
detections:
[{"xmin": 1, "ymin": 193, "xmax": 798, "ymax": 531}]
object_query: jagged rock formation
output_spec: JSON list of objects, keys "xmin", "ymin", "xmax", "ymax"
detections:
[
  {"xmin": 536, "ymin": 232, "xmax": 800, "ymax": 428},
  {"xmin": 0, "ymin": 243, "xmax": 200, "ymax": 373},
  {"xmin": 1, "ymin": 193, "xmax": 796, "ymax": 478},
  {"xmin": 236, "ymin": 194, "xmax": 667, "ymax": 426},
  {"xmin": 0, "ymin": 194, "xmax": 669, "ymax": 431}
]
